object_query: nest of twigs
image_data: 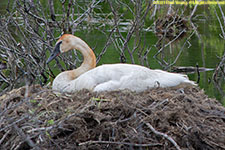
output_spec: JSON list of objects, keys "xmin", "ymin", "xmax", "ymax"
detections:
[
  {"xmin": 155, "ymin": 13, "xmax": 189, "ymax": 49},
  {"xmin": 0, "ymin": 85, "xmax": 225, "ymax": 150}
]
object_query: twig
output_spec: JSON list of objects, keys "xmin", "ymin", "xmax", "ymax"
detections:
[
  {"xmin": 96, "ymin": 26, "xmax": 116, "ymax": 63},
  {"xmin": 213, "ymin": 50, "xmax": 225, "ymax": 82},
  {"xmin": 79, "ymin": 140, "xmax": 162, "ymax": 147},
  {"xmin": 0, "ymin": 129, "xmax": 11, "ymax": 145},
  {"xmin": 145, "ymin": 122, "xmax": 182, "ymax": 150},
  {"xmin": 190, "ymin": 4, "xmax": 198, "ymax": 19},
  {"xmin": 164, "ymin": 30, "xmax": 195, "ymax": 70},
  {"xmin": 149, "ymin": 98, "xmax": 169, "ymax": 109},
  {"xmin": 48, "ymin": 0, "xmax": 56, "ymax": 21},
  {"xmin": 27, "ymin": 126, "xmax": 54, "ymax": 133},
  {"xmin": 0, "ymin": 116, "xmax": 28, "ymax": 132},
  {"xmin": 215, "ymin": 9, "xmax": 225, "ymax": 39},
  {"xmin": 217, "ymin": 2, "xmax": 225, "ymax": 38},
  {"xmin": 154, "ymin": 29, "xmax": 185, "ymax": 59},
  {"xmin": 13, "ymin": 124, "xmax": 39, "ymax": 150},
  {"xmin": 73, "ymin": 0, "xmax": 104, "ymax": 25}
]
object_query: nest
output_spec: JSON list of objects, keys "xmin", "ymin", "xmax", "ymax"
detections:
[
  {"xmin": 155, "ymin": 14, "xmax": 189, "ymax": 49},
  {"xmin": 0, "ymin": 85, "xmax": 225, "ymax": 150}
]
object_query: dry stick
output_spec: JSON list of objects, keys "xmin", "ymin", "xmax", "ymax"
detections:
[
  {"xmin": 2, "ymin": 1, "xmax": 48, "ymax": 91},
  {"xmin": 35, "ymin": 0, "xmax": 59, "ymax": 43},
  {"xmin": 139, "ymin": 34, "xmax": 147, "ymax": 66},
  {"xmin": 149, "ymin": 98, "xmax": 169, "ymax": 110},
  {"xmin": 0, "ymin": 96, "xmax": 38, "ymax": 149},
  {"xmin": 61, "ymin": 0, "xmax": 67, "ymax": 32},
  {"xmin": 0, "ymin": 129, "xmax": 11, "ymax": 145},
  {"xmin": 9, "ymin": 7, "xmax": 34, "ymax": 52},
  {"xmin": 73, "ymin": 0, "xmax": 103, "ymax": 25},
  {"xmin": 110, "ymin": 1, "xmax": 146, "ymax": 64},
  {"xmin": 79, "ymin": 140, "xmax": 162, "ymax": 147},
  {"xmin": 111, "ymin": 1, "xmax": 152, "ymax": 64},
  {"xmin": 190, "ymin": 3, "xmax": 198, "ymax": 19},
  {"xmin": 133, "ymin": 1, "xmax": 150, "ymax": 56},
  {"xmin": 1, "ymin": 33, "xmax": 21, "ymax": 89},
  {"xmin": 213, "ymin": 75, "xmax": 225, "ymax": 96},
  {"xmin": 154, "ymin": 14, "xmax": 180, "ymax": 56},
  {"xmin": 215, "ymin": 9, "xmax": 225, "ymax": 39},
  {"xmin": 0, "ymin": 71, "xmax": 9, "ymax": 83},
  {"xmin": 96, "ymin": 27, "xmax": 116, "ymax": 63},
  {"xmin": 13, "ymin": 124, "xmax": 39, "ymax": 150},
  {"xmin": 129, "ymin": 1, "xmax": 153, "ymax": 64},
  {"xmin": 66, "ymin": 0, "xmax": 73, "ymax": 32},
  {"xmin": 154, "ymin": 18, "xmax": 176, "ymax": 67},
  {"xmin": 133, "ymin": 0, "xmax": 141, "ymax": 54},
  {"xmin": 137, "ymin": 1, "xmax": 153, "ymax": 58},
  {"xmin": 150, "ymin": 3, "xmax": 157, "ymax": 19},
  {"xmin": 119, "ymin": 11, "xmax": 147, "ymax": 63},
  {"xmin": 189, "ymin": 3, "xmax": 202, "ymax": 74},
  {"xmin": 190, "ymin": 20, "xmax": 204, "ymax": 68},
  {"xmin": 145, "ymin": 123, "xmax": 182, "ymax": 150},
  {"xmin": 143, "ymin": 45, "xmax": 154, "ymax": 67},
  {"xmin": 213, "ymin": 8, "xmax": 225, "ymax": 82},
  {"xmin": 108, "ymin": 1, "xmax": 127, "ymax": 61},
  {"xmin": 6, "ymin": 0, "xmax": 11, "ymax": 12},
  {"xmin": 167, "ymin": 4, "xmax": 172, "ymax": 15},
  {"xmin": 116, "ymin": 13, "xmax": 137, "ymax": 63},
  {"xmin": 165, "ymin": 30, "xmax": 195, "ymax": 70},
  {"xmin": 7, "ymin": 10, "xmax": 46, "ymax": 83},
  {"xmin": 117, "ymin": 0, "xmax": 135, "ymax": 16},
  {"xmin": 48, "ymin": 0, "xmax": 56, "ymax": 21},
  {"xmin": 122, "ymin": 24, "xmax": 136, "ymax": 64},
  {"xmin": 154, "ymin": 29, "xmax": 186, "ymax": 67},
  {"xmin": 154, "ymin": 8, "xmax": 187, "ymax": 68},
  {"xmin": 36, "ymin": 2, "xmax": 57, "ymax": 39},
  {"xmin": 26, "ymin": 126, "xmax": 54, "ymax": 133},
  {"xmin": 217, "ymin": 2, "xmax": 225, "ymax": 38},
  {"xmin": 213, "ymin": 50, "xmax": 225, "ymax": 82},
  {"xmin": 219, "ymin": 65, "xmax": 225, "ymax": 78},
  {"xmin": 18, "ymin": 4, "xmax": 46, "ymax": 24},
  {"xmin": 0, "ymin": 115, "xmax": 28, "ymax": 132},
  {"xmin": 0, "ymin": 89, "xmax": 51, "ymax": 119}
]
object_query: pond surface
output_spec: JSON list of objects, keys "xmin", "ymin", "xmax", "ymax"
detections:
[{"xmin": 0, "ymin": 1, "xmax": 224, "ymax": 105}]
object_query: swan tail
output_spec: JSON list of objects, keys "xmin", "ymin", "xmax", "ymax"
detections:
[
  {"xmin": 182, "ymin": 74, "xmax": 197, "ymax": 86},
  {"xmin": 177, "ymin": 74, "xmax": 197, "ymax": 87},
  {"xmin": 184, "ymin": 79, "xmax": 197, "ymax": 86}
]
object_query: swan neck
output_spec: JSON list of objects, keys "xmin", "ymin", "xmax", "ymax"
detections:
[{"xmin": 69, "ymin": 37, "xmax": 96, "ymax": 79}]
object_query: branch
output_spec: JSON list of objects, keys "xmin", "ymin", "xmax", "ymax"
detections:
[
  {"xmin": 145, "ymin": 123, "xmax": 181, "ymax": 150},
  {"xmin": 79, "ymin": 140, "xmax": 162, "ymax": 147}
]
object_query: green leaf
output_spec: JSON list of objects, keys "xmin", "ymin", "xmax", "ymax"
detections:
[{"xmin": 47, "ymin": 119, "xmax": 54, "ymax": 125}]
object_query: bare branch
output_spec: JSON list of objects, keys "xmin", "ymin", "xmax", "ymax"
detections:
[{"xmin": 145, "ymin": 123, "xmax": 182, "ymax": 150}]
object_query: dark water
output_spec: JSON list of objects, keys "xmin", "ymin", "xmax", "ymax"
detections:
[{"xmin": 0, "ymin": 1, "xmax": 224, "ymax": 105}]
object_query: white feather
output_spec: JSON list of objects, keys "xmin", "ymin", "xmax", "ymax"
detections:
[{"xmin": 53, "ymin": 64, "xmax": 196, "ymax": 93}]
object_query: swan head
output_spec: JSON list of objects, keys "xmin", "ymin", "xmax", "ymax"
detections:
[
  {"xmin": 46, "ymin": 34, "xmax": 96, "ymax": 68},
  {"xmin": 47, "ymin": 34, "xmax": 74, "ymax": 64}
]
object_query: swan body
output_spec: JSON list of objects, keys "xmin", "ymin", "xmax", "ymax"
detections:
[{"xmin": 47, "ymin": 34, "xmax": 196, "ymax": 93}]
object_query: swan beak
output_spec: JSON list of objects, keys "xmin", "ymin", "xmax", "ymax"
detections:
[{"xmin": 47, "ymin": 43, "xmax": 61, "ymax": 64}]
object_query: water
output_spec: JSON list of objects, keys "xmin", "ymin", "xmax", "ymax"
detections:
[{"xmin": 0, "ymin": 1, "xmax": 224, "ymax": 105}]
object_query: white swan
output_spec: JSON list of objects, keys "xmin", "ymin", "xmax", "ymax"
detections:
[{"xmin": 47, "ymin": 34, "xmax": 196, "ymax": 93}]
